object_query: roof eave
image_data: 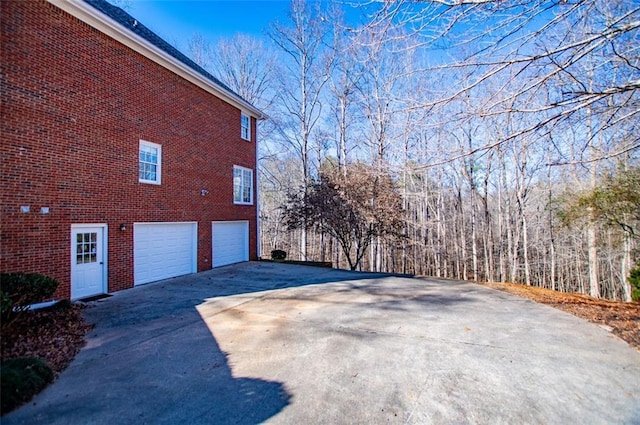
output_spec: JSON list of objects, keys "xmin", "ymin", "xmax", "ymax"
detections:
[{"xmin": 46, "ymin": 0, "xmax": 267, "ymax": 120}]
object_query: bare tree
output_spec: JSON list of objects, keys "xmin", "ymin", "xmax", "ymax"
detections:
[
  {"xmin": 209, "ymin": 34, "xmax": 277, "ymax": 111},
  {"xmin": 326, "ymin": 20, "xmax": 364, "ymax": 176},
  {"xmin": 268, "ymin": 0, "xmax": 335, "ymax": 260},
  {"xmin": 187, "ymin": 32, "xmax": 211, "ymax": 70},
  {"xmin": 365, "ymin": 0, "xmax": 639, "ymax": 163},
  {"xmin": 231, "ymin": 0, "xmax": 640, "ymax": 301}
]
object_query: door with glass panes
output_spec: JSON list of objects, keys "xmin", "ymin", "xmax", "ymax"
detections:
[{"xmin": 71, "ymin": 226, "xmax": 105, "ymax": 299}]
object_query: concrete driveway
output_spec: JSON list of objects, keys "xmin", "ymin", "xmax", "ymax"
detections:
[{"xmin": 4, "ymin": 262, "xmax": 640, "ymax": 424}]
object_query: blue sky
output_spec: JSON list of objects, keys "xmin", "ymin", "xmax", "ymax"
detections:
[
  {"xmin": 121, "ymin": 0, "xmax": 375, "ymax": 54},
  {"xmin": 125, "ymin": 0, "xmax": 293, "ymax": 50}
]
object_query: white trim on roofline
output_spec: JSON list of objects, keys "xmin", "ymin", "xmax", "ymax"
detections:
[{"xmin": 46, "ymin": 0, "xmax": 266, "ymax": 120}]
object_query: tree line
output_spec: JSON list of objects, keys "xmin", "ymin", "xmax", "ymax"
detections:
[{"xmin": 184, "ymin": 0, "xmax": 639, "ymax": 301}]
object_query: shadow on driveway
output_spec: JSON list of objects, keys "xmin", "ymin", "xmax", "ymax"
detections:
[
  {"xmin": 6, "ymin": 261, "xmax": 639, "ymax": 424},
  {"xmin": 3, "ymin": 262, "xmax": 416, "ymax": 425},
  {"xmin": 3, "ymin": 262, "xmax": 356, "ymax": 424}
]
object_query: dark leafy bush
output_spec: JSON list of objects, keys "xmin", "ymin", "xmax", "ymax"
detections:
[
  {"xmin": 1, "ymin": 357, "xmax": 54, "ymax": 414},
  {"xmin": 629, "ymin": 262, "xmax": 640, "ymax": 302},
  {"xmin": 0, "ymin": 273, "xmax": 59, "ymax": 329},
  {"xmin": 271, "ymin": 250, "xmax": 287, "ymax": 261}
]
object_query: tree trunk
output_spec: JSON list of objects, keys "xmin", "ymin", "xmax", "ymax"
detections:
[{"xmin": 621, "ymin": 234, "xmax": 633, "ymax": 302}]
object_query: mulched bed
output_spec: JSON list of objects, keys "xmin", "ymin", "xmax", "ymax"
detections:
[
  {"xmin": 1, "ymin": 304, "xmax": 93, "ymax": 374},
  {"xmin": 480, "ymin": 282, "xmax": 640, "ymax": 351}
]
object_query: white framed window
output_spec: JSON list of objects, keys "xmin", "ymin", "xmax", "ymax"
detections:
[
  {"xmin": 233, "ymin": 166, "xmax": 253, "ymax": 205},
  {"xmin": 241, "ymin": 112, "xmax": 251, "ymax": 141},
  {"xmin": 139, "ymin": 140, "xmax": 161, "ymax": 184}
]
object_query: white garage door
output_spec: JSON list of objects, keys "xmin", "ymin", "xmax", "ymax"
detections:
[
  {"xmin": 212, "ymin": 221, "xmax": 249, "ymax": 268},
  {"xmin": 134, "ymin": 222, "xmax": 197, "ymax": 285}
]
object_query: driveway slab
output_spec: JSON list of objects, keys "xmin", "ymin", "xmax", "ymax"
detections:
[{"xmin": 3, "ymin": 262, "xmax": 640, "ymax": 424}]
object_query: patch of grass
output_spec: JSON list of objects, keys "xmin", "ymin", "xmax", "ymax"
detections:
[{"xmin": 1, "ymin": 357, "xmax": 54, "ymax": 415}]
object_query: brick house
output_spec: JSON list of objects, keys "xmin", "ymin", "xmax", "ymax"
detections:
[{"xmin": 1, "ymin": 0, "xmax": 265, "ymax": 300}]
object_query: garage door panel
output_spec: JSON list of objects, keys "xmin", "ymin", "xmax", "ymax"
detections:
[
  {"xmin": 134, "ymin": 223, "xmax": 197, "ymax": 285},
  {"xmin": 212, "ymin": 221, "xmax": 249, "ymax": 268}
]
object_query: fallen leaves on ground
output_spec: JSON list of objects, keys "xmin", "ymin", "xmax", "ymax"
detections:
[
  {"xmin": 1, "ymin": 305, "xmax": 93, "ymax": 374},
  {"xmin": 480, "ymin": 282, "xmax": 640, "ymax": 351}
]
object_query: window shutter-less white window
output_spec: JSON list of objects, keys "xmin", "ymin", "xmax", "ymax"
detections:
[
  {"xmin": 241, "ymin": 113, "xmax": 250, "ymax": 141},
  {"xmin": 233, "ymin": 166, "xmax": 253, "ymax": 204},
  {"xmin": 139, "ymin": 140, "xmax": 162, "ymax": 184}
]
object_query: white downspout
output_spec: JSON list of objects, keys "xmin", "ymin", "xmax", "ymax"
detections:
[{"xmin": 255, "ymin": 117, "xmax": 261, "ymax": 259}]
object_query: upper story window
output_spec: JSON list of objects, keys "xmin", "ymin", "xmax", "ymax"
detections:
[
  {"xmin": 139, "ymin": 140, "xmax": 161, "ymax": 185},
  {"xmin": 241, "ymin": 112, "xmax": 251, "ymax": 141},
  {"xmin": 233, "ymin": 166, "xmax": 253, "ymax": 205}
]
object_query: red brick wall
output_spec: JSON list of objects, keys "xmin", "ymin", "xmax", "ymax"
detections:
[{"xmin": 1, "ymin": 0, "xmax": 258, "ymax": 299}]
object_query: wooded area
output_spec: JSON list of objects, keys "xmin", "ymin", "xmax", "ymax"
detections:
[{"xmin": 187, "ymin": 0, "xmax": 639, "ymax": 301}]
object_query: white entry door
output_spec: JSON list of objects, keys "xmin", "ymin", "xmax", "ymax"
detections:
[{"xmin": 71, "ymin": 225, "xmax": 106, "ymax": 300}]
